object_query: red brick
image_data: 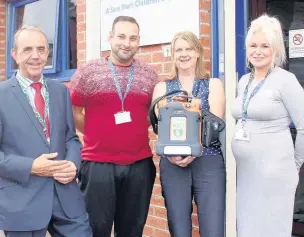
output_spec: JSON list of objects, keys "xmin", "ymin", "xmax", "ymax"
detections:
[
  {"xmin": 200, "ymin": 0, "xmax": 211, "ymax": 10},
  {"xmin": 143, "ymin": 225, "xmax": 154, "ymax": 236},
  {"xmin": 0, "ymin": 0, "xmax": 7, "ymax": 81},
  {"xmin": 153, "ymin": 184, "xmax": 162, "ymax": 196},
  {"xmin": 135, "ymin": 53, "xmax": 151, "ymax": 63},
  {"xmin": 200, "ymin": 36, "xmax": 211, "ymax": 48},
  {"xmin": 149, "ymin": 140, "xmax": 156, "ymax": 153},
  {"xmin": 204, "ymin": 61, "xmax": 211, "ymax": 71},
  {"xmin": 77, "ymin": 32, "xmax": 86, "ymax": 42},
  {"xmin": 155, "ymin": 162, "xmax": 160, "ymax": 174},
  {"xmin": 77, "ymin": 51, "xmax": 86, "ymax": 61},
  {"xmin": 140, "ymin": 44, "xmax": 162, "ymax": 53},
  {"xmin": 0, "ymin": 40, "xmax": 5, "ymax": 48},
  {"xmin": 192, "ymin": 214, "xmax": 199, "ymax": 227},
  {"xmin": 150, "ymin": 63, "xmax": 163, "ymax": 74},
  {"xmin": 204, "ymin": 48, "xmax": 211, "ymax": 59},
  {"xmin": 146, "ymin": 216, "xmax": 168, "ymax": 229},
  {"xmin": 200, "ymin": 24, "xmax": 211, "ymax": 35},
  {"xmin": 0, "ymin": 18, "xmax": 4, "ymax": 27},
  {"xmin": 77, "ymin": 60, "xmax": 86, "ymax": 67},
  {"xmin": 154, "ymin": 206, "xmax": 167, "ymax": 219},
  {"xmin": 200, "ymin": 11, "xmax": 210, "ymax": 24},
  {"xmin": 100, "ymin": 50, "xmax": 110, "ymax": 57},
  {"xmin": 164, "ymin": 63, "xmax": 172, "ymax": 73},
  {"xmin": 148, "ymin": 130, "xmax": 157, "ymax": 140},
  {"xmin": 77, "ymin": 41, "xmax": 86, "ymax": 51},
  {"xmin": 153, "ymin": 155, "xmax": 160, "ymax": 163},
  {"xmin": 77, "ymin": 22, "xmax": 86, "ymax": 32},
  {"xmin": 192, "ymin": 226, "xmax": 200, "ymax": 237},
  {"xmin": 0, "ymin": 6, "xmax": 5, "ymax": 14},
  {"xmin": 77, "ymin": 13, "xmax": 85, "ymax": 23},
  {"xmin": 150, "ymin": 194, "xmax": 165, "ymax": 206},
  {"xmin": 76, "ymin": 0, "xmax": 85, "ymax": 4},
  {"xmin": 77, "ymin": 3, "xmax": 86, "ymax": 14},
  {"xmin": 151, "ymin": 52, "xmax": 171, "ymax": 63},
  {"xmin": 158, "ymin": 74, "xmax": 170, "ymax": 81},
  {"xmin": 154, "ymin": 228, "xmax": 171, "ymax": 237}
]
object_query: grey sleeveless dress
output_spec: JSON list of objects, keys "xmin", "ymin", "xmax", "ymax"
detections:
[{"xmin": 231, "ymin": 67, "xmax": 304, "ymax": 237}]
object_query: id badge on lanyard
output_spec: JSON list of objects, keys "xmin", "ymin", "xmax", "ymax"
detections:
[
  {"xmin": 235, "ymin": 128, "xmax": 251, "ymax": 141},
  {"xmin": 109, "ymin": 58, "xmax": 134, "ymax": 125},
  {"xmin": 235, "ymin": 69, "xmax": 271, "ymax": 141},
  {"xmin": 114, "ymin": 111, "xmax": 132, "ymax": 124}
]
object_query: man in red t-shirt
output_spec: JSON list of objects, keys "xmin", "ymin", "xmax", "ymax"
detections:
[{"xmin": 69, "ymin": 16, "xmax": 158, "ymax": 237}]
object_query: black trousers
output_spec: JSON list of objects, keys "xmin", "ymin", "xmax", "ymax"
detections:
[
  {"xmin": 79, "ymin": 157, "xmax": 156, "ymax": 237},
  {"xmin": 160, "ymin": 154, "xmax": 226, "ymax": 237}
]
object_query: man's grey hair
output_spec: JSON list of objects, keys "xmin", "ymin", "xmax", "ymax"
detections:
[{"xmin": 13, "ymin": 25, "xmax": 49, "ymax": 50}]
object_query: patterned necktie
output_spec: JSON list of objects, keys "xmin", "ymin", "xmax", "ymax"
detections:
[{"xmin": 31, "ymin": 82, "xmax": 50, "ymax": 139}]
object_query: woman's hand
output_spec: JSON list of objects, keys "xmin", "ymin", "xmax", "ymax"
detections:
[
  {"xmin": 167, "ymin": 156, "xmax": 197, "ymax": 167},
  {"xmin": 171, "ymin": 95, "xmax": 187, "ymax": 103}
]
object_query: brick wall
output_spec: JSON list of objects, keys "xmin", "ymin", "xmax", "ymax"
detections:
[
  {"xmin": 0, "ymin": 0, "xmax": 6, "ymax": 81},
  {"xmin": 76, "ymin": 0, "xmax": 86, "ymax": 66},
  {"xmin": 100, "ymin": 1, "xmax": 211, "ymax": 236}
]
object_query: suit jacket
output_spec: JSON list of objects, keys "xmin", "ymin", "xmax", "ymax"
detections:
[{"xmin": 0, "ymin": 76, "xmax": 86, "ymax": 231}]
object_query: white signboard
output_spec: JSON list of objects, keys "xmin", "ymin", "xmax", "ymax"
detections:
[
  {"xmin": 289, "ymin": 29, "xmax": 304, "ymax": 58},
  {"xmin": 100, "ymin": 0, "xmax": 200, "ymax": 50}
]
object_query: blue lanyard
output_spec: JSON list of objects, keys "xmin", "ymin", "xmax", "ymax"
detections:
[
  {"xmin": 108, "ymin": 58, "xmax": 134, "ymax": 111},
  {"xmin": 242, "ymin": 69, "xmax": 271, "ymax": 126}
]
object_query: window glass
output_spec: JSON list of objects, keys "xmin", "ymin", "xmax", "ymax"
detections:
[
  {"xmin": 68, "ymin": 0, "xmax": 77, "ymax": 69},
  {"xmin": 14, "ymin": 0, "xmax": 57, "ymax": 69}
]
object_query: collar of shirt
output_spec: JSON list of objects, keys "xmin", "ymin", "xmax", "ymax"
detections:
[{"xmin": 16, "ymin": 71, "xmax": 44, "ymax": 90}]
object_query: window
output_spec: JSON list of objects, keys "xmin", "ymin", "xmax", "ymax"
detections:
[{"xmin": 7, "ymin": 0, "xmax": 77, "ymax": 82}]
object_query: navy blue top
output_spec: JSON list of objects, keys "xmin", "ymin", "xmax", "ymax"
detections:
[{"xmin": 166, "ymin": 77, "xmax": 222, "ymax": 156}]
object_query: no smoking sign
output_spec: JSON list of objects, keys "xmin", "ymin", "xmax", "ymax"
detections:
[
  {"xmin": 289, "ymin": 29, "xmax": 304, "ymax": 58},
  {"xmin": 293, "ymin": 34, "xmax": 303, "ymax": 45}
]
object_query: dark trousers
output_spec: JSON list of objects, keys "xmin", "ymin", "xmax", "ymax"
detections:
[
  {"xmin": 160, "ymin": 154, "xmax": 226, "ymax": 237},
  {"xmin": 4, "ymin": 188, "xmax": 92, "ymax": 237},
  {"xmin": 79, "ymin": 157, "xmax": 156, "ymax": 237}
]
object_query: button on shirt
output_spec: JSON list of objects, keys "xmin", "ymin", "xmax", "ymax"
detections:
[{"xmin": 16, "ymin": 71, "xmax": 49, "ymax": 117}]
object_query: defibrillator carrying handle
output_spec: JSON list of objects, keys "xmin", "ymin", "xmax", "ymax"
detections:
[{"xmin": 149, "ymin": 90, "xmax": 189, "ymax": 134}]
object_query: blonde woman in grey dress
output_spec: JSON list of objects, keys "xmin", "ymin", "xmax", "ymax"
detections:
[{"xmin": 231, "ymin": 14, "xmax": 304, "ymax": 237}]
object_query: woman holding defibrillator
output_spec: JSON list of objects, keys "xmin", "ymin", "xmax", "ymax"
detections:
[{"xmin": 152, "ymin": 31, "xmax": 226, "ymax": 237}]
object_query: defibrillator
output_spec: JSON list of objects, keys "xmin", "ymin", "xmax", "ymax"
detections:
[{"xmin": 149, "ymin": 90, "xmax": 203, "ymax": 157}]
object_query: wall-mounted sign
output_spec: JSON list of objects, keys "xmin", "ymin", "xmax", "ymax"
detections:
[
  {"xmin": 289, "ymin": 29, "xmax": 304, "ymax": 58},
  {"xmin": 100, "ymin": 0, "xmax": 199, "ymax": 51}
]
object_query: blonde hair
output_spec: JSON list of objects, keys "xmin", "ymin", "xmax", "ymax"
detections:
[
  {"xmin": 13, "ymin": 25, "xmax": 49, "ymax": 50},
  {"xmin": 167, "ymin": 31, "xmax": 208, "ymax": 80},
  {"xmin": 246, "ymin": 14, "xmax": 286, "ymax": 68}
]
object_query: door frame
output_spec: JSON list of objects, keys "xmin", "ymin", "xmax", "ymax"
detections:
[{"xmin": 236, "ymin": 0, "xmax": 249, "ymax": 80}]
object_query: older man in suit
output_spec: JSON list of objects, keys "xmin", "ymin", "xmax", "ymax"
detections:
[{"xmin": 0, "ymin": 25, "xmax": 92, "ymax": 237}]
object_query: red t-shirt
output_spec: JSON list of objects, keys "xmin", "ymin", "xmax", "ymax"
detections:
[{"xmin": 69, "ymin": 58, "xmax": 158, "ymax": 165}]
